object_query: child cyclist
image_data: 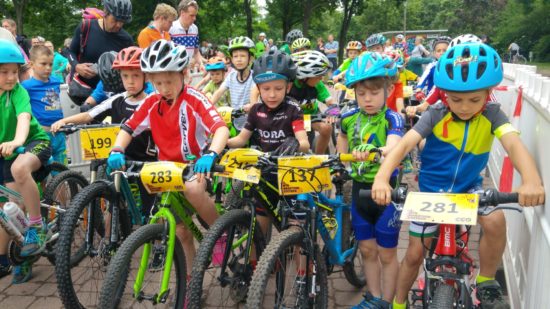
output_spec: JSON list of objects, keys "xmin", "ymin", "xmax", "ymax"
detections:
[
  {"xmin": 336, "ymin": 52, "xmax": 404, "ymax": 309},
  {"xmin": 332, "ymin": 41, "xmax": 363, "ymax": 83},
  {"xmin": 51, "ymin": 47, "xmax": 157, "ymax": 215},
  {"xmin": 21, "ymin": 45, "xmax": 66, "ymax": 165},
  {"xmin": 372, "ymin": 43, "xmax": 545, "ymax": 309},
  {"xmin": 227, "ymin": 49, "xmax": 309, "ymax": 239},
  {"xmin": 289, "ymin": 50, "xmax": 336, "ymax": 154},
  {"xmin": 365, "ymin": 34, "xmax": 387, "ymax": 53},
  {"xmin": 202, "ymin": 56, "xmax": 230, "ymax": 107},
  {"xmin": 211, "ymin": 36, "xmax": 259, "ymax": 129},
  {"xmin": 0, "ymin": 39, "xmax": 52, "ymax": 283},
  {"xmin": 280, "ymin": 29, "xmax": 303, "ymax": 55},
  {"xmin": 290, "ymin": 37, "xmax": 311, "ymax": 53},
  {"xmin": 107, "ymin": 39, "xmax": 229, "ymax": 277}
]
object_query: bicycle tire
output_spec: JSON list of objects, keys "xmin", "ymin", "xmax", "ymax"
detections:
[
  {"xmin": 56, "ymin": 181, "xmax": 122, "ymax": 309},
  {"xmin": 224, "ymin": 180, "xmax": 244, "ymax": 211},
  {"xmin": 42, "ymin": 170, "xmax": 89, "ymax": 265},
  {"xmin": 516, "ymin": 55, "xmax": 527, "ymax": 64},
  {"xmin": 98, "ymin": 223, "xmax": 186, "ymax": 309},
  {"xmin": 428, "ymin": 284, "xmax": 456, "ymax": 309},
  {"xmin": 246, "ymin": 227, "xmax": 328, "ymax": 308},
  {"xmin": 188, "ymin": 208, "xmax": 264, "ymax": 307},
  {"xmin": 341, "ymin": 209, "xmax": 366, "ymax": 288}
]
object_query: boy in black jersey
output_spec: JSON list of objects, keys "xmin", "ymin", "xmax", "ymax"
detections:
[{"xmin": 227, "ymin": 49, "xmax": 309, "ymax": 240}]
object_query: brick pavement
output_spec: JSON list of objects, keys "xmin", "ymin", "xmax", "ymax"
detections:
[{"xmin": 0, "ymin": 173, "xmax": 488, "ymax": 308}]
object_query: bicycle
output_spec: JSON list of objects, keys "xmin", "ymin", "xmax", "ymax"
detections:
[
  {"xmin": 97, "ymin": 161, "xmax": 225, "ymax": 308},
  {"xmin": 0, "ymin": 147, "xmax": 83, "ymax": 267},
  {"xmin": 359, "ymin": 186, "xmax": 521, "ymax": 308},
  {"xmin": 198, "ymin": 150, "xmax": 380, "ymax": 307}
]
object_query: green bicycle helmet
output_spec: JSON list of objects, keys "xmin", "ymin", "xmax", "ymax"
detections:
[
  {"xmin": 291, "ymin": 38, "xmax": 311, "ymax": 52},
  {"xmin": 228, "ymin": 36, "xmax": 256, "ymax": 55}
]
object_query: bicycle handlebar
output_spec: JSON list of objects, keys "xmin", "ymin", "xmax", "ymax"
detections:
[{"xmin": 57, "ymin": 123, "xmax": 120, "ymax": 134}]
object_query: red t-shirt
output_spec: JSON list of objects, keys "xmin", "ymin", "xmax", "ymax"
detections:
[
  {"xmin": 386, "ymin": 81, "xmax": 404, "ymax": 112},
  {"xmin": 123, "ymin": 86, "xmax": 226, "ymax": 162}
]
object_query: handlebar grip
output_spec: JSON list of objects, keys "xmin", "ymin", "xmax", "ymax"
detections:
[
  {"xmin": 358, "ymin": 189, "xmax": 372, "ymax": 200},
  {"xmin": 339, "ymin": 153, "xmax": 355, "ymax": 162},
  {"xmin": 15, "ymin": 146, "xmax": 26, "ymax": 154},
  {"xmin": 495, "ymin": 192, "xmax": 519, "ymax": 204},
  {"xmin": 359, "ymin": 187, "xmax": 407, "ymax": 203},
  {"xmin": 212, "ymin": 165, "xmax": 225, "ymax": 173}
]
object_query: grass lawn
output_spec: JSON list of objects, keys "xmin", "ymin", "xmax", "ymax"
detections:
[{"xmin": 531, "ymin": 62, "xmax": 550, "ymax": 76}]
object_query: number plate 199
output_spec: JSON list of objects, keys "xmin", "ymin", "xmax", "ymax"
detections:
[{"xmin": 400, "ymin": 192, "xmax": 479, "ymax": 225}]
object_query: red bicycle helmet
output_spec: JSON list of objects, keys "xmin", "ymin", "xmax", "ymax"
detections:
[{"xmin": 112, "ymin": 46, "xmax": 142, "ymax": 70}]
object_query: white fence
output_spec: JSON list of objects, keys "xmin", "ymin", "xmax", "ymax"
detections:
[{"xmin": 489, "ymin": 64, "xmax": 550, "ymax": 309}]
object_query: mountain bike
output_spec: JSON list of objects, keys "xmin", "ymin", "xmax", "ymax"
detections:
[
  {"xmin": 359, "ymin": 186, "xmax": 521, "ymax": 309},
  {"xmin": 0, "ymin": 147, "xmax": 84, "ymax": 266},
  {"xmin": 243, "ymin": 151, "xmax": 380, "ymax": 308},
  {"xmin": 97, "ymin": 161, "xmax": 225, "ymax": 308}
]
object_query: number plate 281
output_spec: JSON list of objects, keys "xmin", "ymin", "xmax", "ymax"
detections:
[{"xmin": 400, "ymin": 192, "xmax": 479, "ymax": 225}]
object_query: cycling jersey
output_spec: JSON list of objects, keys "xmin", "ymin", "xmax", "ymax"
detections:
[
  {"xmin": 244, "ymin": 98, "xmax": 305, "ymax": 152},
  {"xmin": 203, "ymin": 81, "xmax": 230, "ymax": 107},
  {"xmin": 413, "ymin": 102, "xmax": 517, "ymax": 193},
  {"xmin": 88, "ymin": 92, "xmax": 156, "ymax": 161},
  {"xmin": 398, "ymin": 69, "xmax": 417, "ymax": 88},
  {"xmin": 169, "ymin": 22, "xmax": 199, "ymax": 59},
  {"xmin": 386, "ymin": 81, "xmax": 404, "ymax": 113},
  {"xmin": 288, "ymin": 79, "xmax": 331, "ymax": 114},
  {"xmin": 122, "ymin": 86, "xmax": 226, "ymax": 162},
  {"xmin": 340, "ymin": 106, "xmax": 404, "ymax": 183},
  {"xmin": 416, "ymin": 62, "xmax": 436, "ymax": 95},
  {"xmin": 279, "ymin": 44, "xmax": 291, "ymax": 55},
  {"xmin": 333, "ymin": 57, "xmax": 353, "ymax": 76}
]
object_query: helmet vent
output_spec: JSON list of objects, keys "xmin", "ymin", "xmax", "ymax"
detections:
[
  {"xmin": 445, "ymin": 63, "xmax": 454, "ymax": 80},
  {"xmin": 477, "ymin": 61, "xmax": 487, "ymax": 79},
  {"xmin": 160, "ymin": 57, "xmax": 171, "ymax": 69},
  {"xmin": 461, "ymin": 63, "xmax": 469, "ymax": 82},
  {"xmin": 462, "ymin": 46, "xmax": 471, "ymax": 58},
  {"xmin": 479, "ymin": 46, "xmax": 487, "ymax": 56}
]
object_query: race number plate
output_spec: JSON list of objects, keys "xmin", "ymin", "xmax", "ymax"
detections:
[
  {"xmin": 400, "ymin": 192, "xmax": 479, "ymax": 225},
  {"xmin": 80, "ymin": 126, "xmax": 120, "ymax": 160},
  {"xmin": 403, "ymin": 86, "xmax": 413, "ymax": 98},
  {"xmin": 216, "ymin": 148, "xmax": 265, "ymax": 179},
  {"xmin": 304, "ymin": 114, "xmax": 312, "ymax": 132},
  {"xmin": 140, "ymin": 162, "xmax": 187, "ymax": 194},
  {"xmin": 232, "ymin": 167, "xmax": 261, "ymax": 184},
  {"xmin": 217, "ymin": 106, "xmax": 233, "ymax": 125},
  {"xmin": 277, "ymin": 155, "xmax": 332, "ymax": 195}
]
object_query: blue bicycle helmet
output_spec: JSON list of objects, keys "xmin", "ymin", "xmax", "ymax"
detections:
[
  {"xmin": 365, "ymin": 34, "xmax": 387, "ymax": 48},
  {"xmin": 205, "ymin": 57, "xmax": 226, "ymax": 71},
  {"xmin": 0, "ymin": 39, "xmax": 25, "ymax": 64},
  {"xmin": 345, "ymin": 52, "xmax": 397, "ymax": 88},
  {"xmin": 434, "ymin": 43, "xmax": 502, "ymax": 92}
]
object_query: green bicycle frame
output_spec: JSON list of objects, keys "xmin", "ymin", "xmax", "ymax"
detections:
[{"xmin": 133, "ymin": 190, "xmax": 201, "ymax": 303}]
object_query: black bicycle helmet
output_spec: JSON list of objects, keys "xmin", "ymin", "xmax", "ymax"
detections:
[
  {"xmin": 103, "ymin": 0, "xmax": 132, "ymax": 22},
  {"xmin": 98, "ymin": 51, "xmax": 124, "ymax": 93},
  {"xmin": 285, "ymin": 29, "xmax": 303, "ymax": 44},
  {"xmin": 272, "ymin": 137, "xmax": 300, "ymax": 156},
  {"xmin": 253, "ymin": 49, "xmax": 297, "ymax": 83}
]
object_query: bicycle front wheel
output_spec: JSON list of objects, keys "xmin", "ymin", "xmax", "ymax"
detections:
[
  {"xmin": 98, "ymin": 223, "xmax": 186, "ymax": 309},
  {"xmin": 246, "ymin": 227, "xmax": 328, "ymax": 309},
  {"xmin": 341, "ymin": 210, "xmax": 366, "ymax": 288},
  {"xmin": 189, "ymin": 208, "xmax": 264, "ymax": 307}
]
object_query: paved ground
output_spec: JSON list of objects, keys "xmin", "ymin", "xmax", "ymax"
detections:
[{"xmin": 0, "ymin": 173, "xmax": 492, "ymax": 308}]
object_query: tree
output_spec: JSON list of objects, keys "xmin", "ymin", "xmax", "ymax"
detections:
[
  {"xmin": 11, "ymin": 0, "xmax": 28, "ymax": 34},
  {"xmin": 337, "ymin": 0, "xmax": 364, "ymax": 62}
]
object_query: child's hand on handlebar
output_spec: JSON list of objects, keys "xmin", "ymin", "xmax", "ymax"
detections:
[
  {"xmin": 371, "ymin": 179, "xmax": 393, "ymax": 205},
  {"xmin": 517, "ymin": 183, "xmax": 545, "ymax": 207},
  {"xmin": 0, "ymin": 141, "xmax": 22, "ymax": 157},
  {"xmin": 352, "ymin": 144, "xmax": 376, "ymax": 161},
  {"xmin": 405, "ymin": 106, "xmax": 418, "ymax": 117},
  {"xmin": 50, "ymin": 120, "xmax": 67, "ymax": 133}
]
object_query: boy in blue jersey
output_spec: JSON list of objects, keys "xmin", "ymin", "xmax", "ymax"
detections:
[
  {"xmin": 21, "ymin": 45, "xmax": 66, "ymax": 164},
  {"xmin": 337, "ymin": 52, "xmax": 404, "ymax": 308},
  {"xmin": 372, "ymin": 43, "xmax": 545, "ymax": 309}
]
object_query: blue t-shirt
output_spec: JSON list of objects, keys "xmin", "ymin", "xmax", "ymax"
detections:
[
  {"xmin": 324, "ymin": 41, "xmax": 339, "ymax": 59},
  {"xmin": 21, "ymin": 77, "xmax": 63, "ymax": 126},
  {"xmin": 91, "ymin": 81, "xmax": 156, "ymax": 104}
]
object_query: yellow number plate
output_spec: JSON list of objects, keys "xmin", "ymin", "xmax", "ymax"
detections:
[
  {"xmin": 140, "ymin": 162, "xmax": 187, "ymax": 194},
  {"xmin": 79, "ymin": 126, "xmax": 120, "ymax": 160},
  {"xmin": 304, "ymin": 114, "xmax": 312, "ymax": 132},
  {"xmin": 232, "ymin": 167, "xmax": 261, "ymax": 184},
  {"xmin": 403, "ymin": 86, "xmax": 413, "ymax": 98},
  {"xmin": 216, "ymin": 148, "xmax": 265, "ymax": 179},
  {"xmin": 400, "ymin": 192, "xmax": 479, "ymax": 225},
  {"xmin": 277, "ymin": 155, "xmax": 332, "ymax": 196},
  {"xmin": 217, "ymin": 106, "xmax": 233, "ymax": 125}
]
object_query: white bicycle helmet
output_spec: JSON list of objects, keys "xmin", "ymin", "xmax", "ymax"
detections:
[
  {"xmin": 140, "ymin": 39, "xmax": 189, "ymax": 73},
  {"xmin": 449, "ymin": 34, "xmax": 482, "ymax": 48},
  {"xmin": 292, "ymin": 50, "xmax": 332, "ymax": 79}
]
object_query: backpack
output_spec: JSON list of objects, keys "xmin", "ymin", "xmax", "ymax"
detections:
[{"xmin": 79, "ymin": 8, "xmax": 105, "ymax": 61}]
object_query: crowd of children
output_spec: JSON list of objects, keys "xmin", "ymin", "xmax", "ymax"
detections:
[{"xmin": 0, "ymin": 24, "xmax": 546, "ymax": 309}]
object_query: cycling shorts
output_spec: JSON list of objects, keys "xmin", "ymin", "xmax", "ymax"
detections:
[
  {"xmin": 351, "ymin": 180, "xmax": 402, "ymax": 248},
  {"xmin": 2, "ymin": 140, "xmax": 51, "ymax": 183}
]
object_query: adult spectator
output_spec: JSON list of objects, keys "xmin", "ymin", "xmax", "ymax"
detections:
[
  {"xmin": 393, "ymin": 34, "xmax": 407, "ymax": 54},
  {"xmin": 31, "ymin": 36, "xmax": 45, "ymax": 46},
  {"xmin": 2, "ymin": 18, "xmax": 30, "ymax": 57},
  {"xmin": 170, "ymin": 0, "xmax": 204, "ymax": 70},
  {"xmin": 45, "ymin": 41, "xmax": 69, "ymax": 81},
  {"xmin": 60, "ymin": 38, "xmax": 72, "ymax": 59},
  {"xmin": 137, "ymin": 3, "xmax": 177, "ymax": 48},
  {"xmin": 407, "ymin": 36, "xmax": 431, "ymax": 76},
  {"xmin": 316, "ymin": 37, "xmax": 325, "ymax": 53},
  {"xmin": 324, "ymin": 34, "xmax": 339, "ymax": 76},
  {"xmin": 68, "ymin": 0, "xmax": 133, "ymax": 96},
  {"xmin": 255, "ymin": 32, "xmax": 266, "ymax": 58}
]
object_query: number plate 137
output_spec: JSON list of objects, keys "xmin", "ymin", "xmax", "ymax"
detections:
[{"xmin": 400, "ymin": 192, "xmax": 479, "ymax": 225}]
